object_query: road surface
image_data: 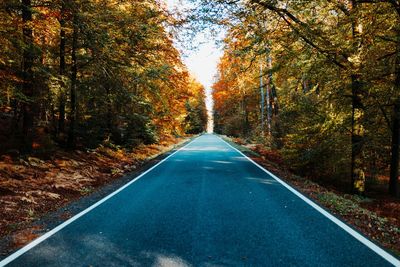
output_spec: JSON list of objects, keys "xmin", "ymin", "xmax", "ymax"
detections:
[{"xmin": 1, "ymin": 134, "xmax": 399, "ymax": 266}]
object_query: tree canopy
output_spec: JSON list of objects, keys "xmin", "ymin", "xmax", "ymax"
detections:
[
  {"xmin": 190, "ymin": 0, "xmax": 400, "ymax": 196},
  {"xmin": 0, "ymin": 0, "xmax": 207, "ymax": 153}
]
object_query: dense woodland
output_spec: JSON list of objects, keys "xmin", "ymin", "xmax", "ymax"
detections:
[
  {"xmin": 0, "ymin": 0, "xmax": 399, "ymax": 255},
  {"xmin": 1, "ymin": 0, "xmax": 399, "ymax": 199},
  {"xmin": 0, "ymin": 0, "xmax": 207, "ymax": 154},
  {"xmin": 190, "ymin": 0, "xmax": 400, "ymax": 197}
]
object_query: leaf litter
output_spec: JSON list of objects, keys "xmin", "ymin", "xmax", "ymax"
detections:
[
  {"xmin": 226, "ymin": 136, "xmax": 400, "ymax": 256},
  {"xmin": 0, "ymin": 135, "xmax": 186, "ymax": 250}
]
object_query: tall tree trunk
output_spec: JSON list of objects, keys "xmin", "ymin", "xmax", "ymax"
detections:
[
  {"xmin": 350, "ymin": 1, "xmax": 366, "ymax": 194},
  {"xmin": 390, "ymin": 99, "xmax": 400, "ymax": 197},
  {"xmin": 21, "ymin": 0, "xmax": 35, "ymax": 152},
  {"xmin": 260, "ymin": 62, "xmax": 265, "ymax": 134},
  {"xmin": 58, "ymin": 0, "xmax": 66, "ymax": 136},
  {"xmin": 266, "ymin": 47, "xmax": 272, "ymax": 135},
  {"xmin": 351, "ymin": 74, "xmax": 365, "ymax": 193},
  {"xmin": 389, "ymin": 34, "xmax": 400, "ymax": 197},
  {"xmin": 241, "ymin": 92, "xmax": 249, "ymax": 136},
  {"xmin": 244, "ymin": 97, "xmax": 250, "ymax": 136},
  {"xmin": 105, "ymin": 84, "xmax": 113, "ymax": 136},
  {"xmin": 67, "ymin": 13, "xmax": 78, "ymax": 148},
  {"xmin": 271, "ymin": 84, "xmax": 279, "ymax": 116}
]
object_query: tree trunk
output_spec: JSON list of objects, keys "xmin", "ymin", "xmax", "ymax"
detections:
[
  {"xmin": 270, "ymin": 85, "xmax": 278, "ymax": 116},
  {"xmin": 389, "ymin": 99, "xmax": 400, "ymax": 197},
  {"xmin": 351, "ymin": 74, "xmax": 365, "ymax": 194},
  {"xmin": 266, "ymin": 48, "xmax": 272, "ymax": 135},
  {"xmin": 244, "ymin": 103, "xmax": 250, "ymax": 136},
  {"xmin": 21, "ymin": 0, "xmax": 35, "ymax": 152},
  {"xmin": 105, "ymin": 84, "xmax": 113, "ymax": 136},
  {"xmin": 350, "ymin": 1, "xmax": 366, "ymax": 194},
  {"xmin": 67, "ymin": 12, "xmax": 78, "ymax": 148},
  {"xmin": 58, "ymin": 0, "xmax": 66, "ymax": 136},
  {"xmin": 241, "ymin": 93, "xmax": 249, "ymax": 136},
  {"xmin": 260, "ymin": 62, "xmax": 264, "ymax": 134},
  {"xmin": 389, "ymin": 34, "xmax": 400, "ymax": 197}
]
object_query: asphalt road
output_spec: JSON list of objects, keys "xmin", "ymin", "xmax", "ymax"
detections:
[{"xmin": 1, "ymin": 134, "xmax": 399, "ymax": 266}]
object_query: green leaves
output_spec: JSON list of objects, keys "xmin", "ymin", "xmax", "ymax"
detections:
[
  {"xmin": 209, "ymin": 0, "xmax": 400, "ymax": 194},
  {"xmin": 0, "ymin": 0, "xmax": 206, "ymax": 153}
]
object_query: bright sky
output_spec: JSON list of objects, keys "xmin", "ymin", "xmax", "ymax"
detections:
[{"xmin": 166, "ymin": 0, "xmax": 224, "ymax": 132}]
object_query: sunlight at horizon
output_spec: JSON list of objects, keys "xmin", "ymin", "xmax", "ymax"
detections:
[{"xmin": 166, "ymin": 0, "xmax": 224, "ymax": 133}]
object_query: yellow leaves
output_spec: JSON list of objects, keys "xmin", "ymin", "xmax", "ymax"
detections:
[
  {"xmin": 347, "ymin": 54, "xmax": 362, "ymax": 67},
  {"xmin": 354, "ymin": 168, "xmax": 366, "ymax": 193}
]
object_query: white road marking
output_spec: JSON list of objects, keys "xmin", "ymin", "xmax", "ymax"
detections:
[
  {"xmin": 2, "ymin": 135, "xmax": 399, "ymax": 266},
  {"xmin": 218, "ymin": 136, "xmax": 400, "ymax": 267},
  {"xmin": 0, "ymin": 137, "xmax": 199, "ymax": 267}
]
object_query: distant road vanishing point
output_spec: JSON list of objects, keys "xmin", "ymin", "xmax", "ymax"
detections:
[{"xmin": 1, "ymin": 134, "xmax": 399, "ymax": 266}]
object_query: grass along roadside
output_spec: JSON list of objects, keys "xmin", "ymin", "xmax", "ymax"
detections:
[
  {"xmin": 0, "ymin": 135, "xmax": 192, "ymax": 253},
  {"xmin": 221, "ymin": 135, "xmax": 400, "ymax": 257}
]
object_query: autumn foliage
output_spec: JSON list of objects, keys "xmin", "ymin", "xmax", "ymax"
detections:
[
  {"xmin": 0, "ymin": 0, "xmax": 207, "ymax": 153},
  {"xmin": 207, "ymin": 0, "xmax": 400, "ymax": 197}
]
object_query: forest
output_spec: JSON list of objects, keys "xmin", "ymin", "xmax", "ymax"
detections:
[
  {"xmin": 0, "ymin": 0, "xmax": 400, "ymax": 262},
  {"xmin": 191, "ymin": 0, "xmax": 400, "ymax": 197},
  {"xmin": 0, "ymin": 0, "xmax": 207, "ymax": 154},
  {"xmin": 0, "ymin": 0, "xmax": 208, "ymax": 241}
]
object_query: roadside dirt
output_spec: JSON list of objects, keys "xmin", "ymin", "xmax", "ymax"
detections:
[
  {"xmin": 226, "ymin": 136, "xmax": 400, "ymax": 257},
  {"xmin": 0, "ymin": 135, "xmax": 188, "ymax": 254},
  {"xmin": 1, "ymin": 135, "xmax": 399, "ymax": 260}
]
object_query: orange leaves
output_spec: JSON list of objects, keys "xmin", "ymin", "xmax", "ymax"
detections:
[
  {"xmin": 0, "ymin": 135, "xmax": 185, "ymax": 239},
  {"xmin": 12, "ymin": 226, "xmax": 42, "ymax": 248}
]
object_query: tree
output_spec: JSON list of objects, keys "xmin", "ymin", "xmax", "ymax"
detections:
[
  {"xmin": 185, "ymin": 79, "xmax": 208, "ymax": 134},
  {"xmin": 21, "ymin": 0, "xmax": 36, "ymax": 152},
  {"xmin": 0, "ymin": 0, "xmax": 207, "ymax": 153},
  {"xmin": 198, "ymin": 0, "xmax": 400, "ymax": 196}
]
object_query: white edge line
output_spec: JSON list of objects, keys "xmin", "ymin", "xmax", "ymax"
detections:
[
  {"xmin": 218, "ymin": 136, "xmax": 400, "ymax": 267},
  {"xmin": 0, "ymin": 137, "xmax": 199, "ymax": 267}
]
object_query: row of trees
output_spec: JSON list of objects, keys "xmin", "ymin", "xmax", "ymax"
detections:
[
  {"xmin": 0, "ymin": 0, "xmax": 207, "ymax": 153},
  {"xmin": 193, "ymin": 0, "xmax": 400, "ymax": 196}
]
